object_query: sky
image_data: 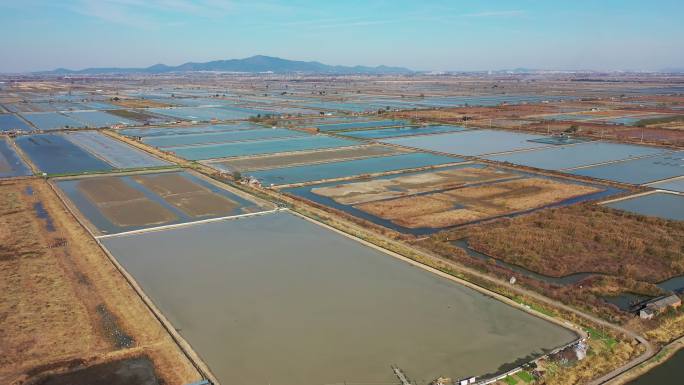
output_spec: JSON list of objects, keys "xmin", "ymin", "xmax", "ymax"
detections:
[{"xmin": 1, "ymin": 0, "xmax": 683, "ymax": 73}]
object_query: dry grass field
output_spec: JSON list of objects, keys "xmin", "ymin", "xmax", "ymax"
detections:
[
  {"xmin": 0, "ymin": 180, "xmax": 199, "ymax": 385},
  {"xmin": 354, "ymin": 177, "xmax": 600, "ymax": 229},
  {"xmin": 465, "ymin": 204, "xmax": 684, "ymax": 282}
]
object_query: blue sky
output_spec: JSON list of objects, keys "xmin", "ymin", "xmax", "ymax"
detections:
[{"xmin": 1, "ymin": 0, "xmax": 683, "ymax": 72}]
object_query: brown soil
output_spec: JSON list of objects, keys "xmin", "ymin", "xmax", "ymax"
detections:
[
  {"xmin": 132, "ymin": 172, "xmax": 239, "ymax": 217},
  {"xmin": 0, "ymin": 180, "xmax": 199, "ymax": 385},
  {"xmin": 106, "ymin": 110, "xmax": 159, "ymax": 122},
  {"xmin": 132, "ymin": 173, "xmax": 204, "ymax": 195},
  {"xmin": 465, "ymin": 204, "xmax": 684, "ymax": 282},
  {"xmin": 99, "ymin": 200, "xmax": 177, "ymax": 227},
  {"xmin": 165, "ymin": 191, "xmax": 238, "ymax": 217},
  {"xmin": 77, "ymin": 177, "xmax": 145, "ymax": 204}
]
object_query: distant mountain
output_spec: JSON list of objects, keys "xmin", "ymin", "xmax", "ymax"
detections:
[{"xmin": 39, "ymin": 55, "xmax": 414, "ymax": 75}]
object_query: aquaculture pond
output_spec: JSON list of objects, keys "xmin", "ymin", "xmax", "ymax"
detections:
[
  {"xmin": 0, "ymin": 138, "xmax": 32, "ymax": 178},
  {"xmin": 15, "ymin": 133, "xmax": 113, "ymax": 174},
  {"xmin": 149, "ymin": 106, "xmax": 266, "ymax": 121},
  {"xmin": 383, "ymin": 129, "xmax": 548, "ymax": 156},
  {"xmin": 56, "ymin": 171, "xmax": 270, "ymax": 235},
  {"xmin": 314, "ymin": 119, "xmax": 408, "ymax": 132},
  {"xmin": 64, "ymin": 110, "xmax": 136, "ymax": 127},
  {"xmin": 63, "ymin": 131, "xmax": 169, "ymax": 169},
  {"xmin": 21, "ymin": 112, "xmax": 87, "ymax": 130},
  {"xmin": 285, "ymin": 166, "xmax": 618, "ymax": 236},
  {"xmin": 486, "ymin": 142, "xmax": 667, "ymax": 171},
  {"xmin": 169, "ymin": 135, "xmax": 359, "ymax": 160},
  {"xmin": 649, "ymin": 177, "xmax": 684, "ymax": 193},
  {"xmin": 570, "ymin": 151, "xmax": 684, "ymax": 184},
  {"xmin": 244, "ymin": 152, "xmax": 463, "ymax": 186},
  {"xmin": 120, "ymin": 122, "xmax": 258, "ymax": 138},
  {"xmin": 0, "ymin": 113, "xmax": 32, "ymax": 132},
  {"xmin": 605, "ymin": 192, "xmax": 684, "ymax": 221},
  {"xmin": 101, "ymin": 212, "xmax": 577, "ymax": 385},
  {"xmin": 341, "ymin": 125, "xmax": 467, "ymax": 139},
  {"xmin": 142, "ymin": 127, "xmax": 307, "ymax": 148}
]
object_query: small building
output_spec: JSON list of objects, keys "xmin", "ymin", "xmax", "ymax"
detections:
[
  {"xmin": 640, "ymin": 308, "xmax": 655, "ymax": 320},
  {"xmin": 640, "ymin": 294, "xmax": 681, "ymax": 319}
]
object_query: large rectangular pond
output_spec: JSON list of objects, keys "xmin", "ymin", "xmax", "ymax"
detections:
[
  {"xmin": 383, "ymin": 129, "xmax": 548, "ymax": 156},
  {"xmin": 486, "ymin": 142, "xmax": 668, "ymax": 170},
  {"xmin": 342, "ymin": 125, "xmax": 468, "ymax": 139},
  {"xmin": 169, "ymin": 135, "xmax": 359, "ymax": 160},
  {"xmin": 101, "ymin": 212, "xmax": 577, "ymax": 385},
  {"xmin": 569, "ymin": 151, "xmax": 684, "ymax": 184},
  {"xmin": 142, "ymin": 128, "xmax": 307, "ymax": 148},
  {"xmin": 605, "ymin": 192, "xmax": 684, "ymax": 221},
  {"xmin": 0, "ymin": 138, "xmax": 32, "ymax": 178},
  {"xmin": 243, "ymin": 152, "xmax": 463, "ymax": 186},
  {"xmin": 15, "ymin": 133, "xmax": 114, "ymax": 174}
]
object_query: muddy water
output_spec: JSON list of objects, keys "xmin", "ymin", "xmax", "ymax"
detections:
[{"xmin": 102, "ymin": 212, "xmax": 577, "ymax": 385}]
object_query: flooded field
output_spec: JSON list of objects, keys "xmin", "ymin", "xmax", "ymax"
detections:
[
  {"xmin": 383, "ymin": 129, "xmax": 548, "ymax": 156},
  {"xmin": 101, "ymin": 212, "xmax": 577, "ymax": 385},
  {"xmin": 141, "ymin": 127, "xmax": 307, "ymax": 148},
  {"xmin": 486, "ymin": 141, "xmax": 667, "ymax": 170},
  {"xmin": 63, "ymin": 131, "xmax": 169, "ymax": 169},
  {"xmin": 15, "ymin": 133, "xmax": 114, "ymax": 174},
  {"xmin": 0, "ymin": 137, "xmax": 32, "ymax": 177},
  {"xmin": 169, "ymin": 135, "xmax": 358, "ymax": 160},
  {"xmin": 208, "ymin": 145, "xmax": 403, "ymax": 172},
  {"xmin": 570, "ymin": 151, "xmax": 684, "ymax": 184},
  {"xmin": 605, "ymin": 192, "xmax": 684, "ymax": 221},
  {"xmin": 287, "ymin": 165, "xmax": 612, "ymax": 235},
  {"xmin": 340, "ymin": 124, "xmax": 467, "ymax": 139},
  {"xmin": 246, "ymin": 152, "xmax": 462, "ymax": 186},
  {"xmin": 55, "ymin": 170, "xmax": 272, "ymax": 234},
  {"xmin": 0, "ymin": 113, "xmax": 32, "ymax": 132}
]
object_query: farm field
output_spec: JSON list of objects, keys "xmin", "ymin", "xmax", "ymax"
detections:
[{"xmin": 55, "ymin": 170, "xmax": 273, "ymax": 235}]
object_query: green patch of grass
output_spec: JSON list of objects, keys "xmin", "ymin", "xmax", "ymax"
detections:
[
  {"xmin": 587, "ymin": 327, "xmax": 618, "ymax": 350},
  {"xmin": 517, "ymin": 370, "xmax": 535, "ymax": 383},
  {"xmin": 503, "ymin": 375, "xmax": 518, "ymax": 385}
]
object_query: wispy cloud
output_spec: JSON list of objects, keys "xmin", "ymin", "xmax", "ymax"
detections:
[{"xmin": 462, "ymin": 10, "xmax": 526, "ymax": 18}]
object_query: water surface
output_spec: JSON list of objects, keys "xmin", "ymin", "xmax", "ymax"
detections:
[
  {"xmin": 102, "ymin": 212, "xmax": 577, "ymax": 385},
  {"xmin": 605, "ymin": 192, "xmax": 684, "ymax": 221}
]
